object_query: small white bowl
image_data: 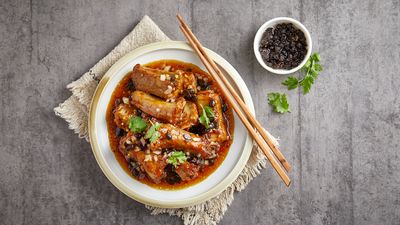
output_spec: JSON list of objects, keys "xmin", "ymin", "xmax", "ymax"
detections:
[{"xmin": 253, "ymin": 17, "xmax": 312, "ymax": 75}]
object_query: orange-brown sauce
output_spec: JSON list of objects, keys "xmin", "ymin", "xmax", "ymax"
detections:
[{"xmin": 106, "ymin": 60, "xmax": 234, "ymax": 189}]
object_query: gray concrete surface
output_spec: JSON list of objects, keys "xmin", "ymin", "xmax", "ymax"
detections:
[{"xmin": 1, "ymin": 0, "xmax": 399, "ymax": 224}]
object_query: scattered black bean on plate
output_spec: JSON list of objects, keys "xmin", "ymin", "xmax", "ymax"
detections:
[
  {"xmin": 182, "ymin": 88, "xmax": 197, "ymax": 101},
  {"xmin": 209, "ymin": 99, "xmax": 216, "ymax": 107},
  {"xmin": 126, "ymin": 80, "xmax": 135, "ymax": 91},
  {"xmin": 165, "ymin": 164, "xmax": 181, "ymax": 184},
  {"xmin": 197, "ymin": 78, "xmax": 211, "ymax": 90},
  {"xmin": 259, "ymin": 23, "xmax": 307, "ymax": 70},
  {"xmin": 136, "ymin": 109, "xmax": 142, "ymax": 116},
  {"xmin": 115, "ymin": 127, "xmax": 125, "ymax": 137},
  {"xmin": 189, "ymin": 123, "xmax": 208, "ymax": 135},
  {"xmin": 114, "ymin": 98, "xmax": 122, "ymax": 107}
]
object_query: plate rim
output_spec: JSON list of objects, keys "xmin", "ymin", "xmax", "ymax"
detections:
[{"xmin": 88, "ymin": 40, "xmax": 255, "ymax": 208}]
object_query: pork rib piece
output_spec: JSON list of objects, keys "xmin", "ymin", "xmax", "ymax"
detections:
[
  {"xmin": 113, "ymin": 103, "xmax": 137, "ymax": 132},
  {"xmin": 131, "ymin": 90, "xmax": 198, "ymax": 129},
  {"xmin": 131, "ymin": 64, "xmax": 184, "ymax": 100},
  {"xmin": 175, "ymin": 162, "xmax": 199, "ymax": 181},
  {"xmin": 119, "ymin": 133, "xmax": 167, "ymax": 183},
  {"xmin": 196, "ymin": 90, "xmax": 228, "ymax": 142},
  {"xmin": 150, "ymin": 124, "xmax": 218, "ymax": 159}
]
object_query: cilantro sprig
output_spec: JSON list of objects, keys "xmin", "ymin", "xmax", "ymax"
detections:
[
  {"xmin": 268, "ymin": 52, "xmax": 323, "ymax": 113},
  {"xmin": 199, "ymin": 105, "xmax": 215, "ymax": 128},
  {"xmin": 128, "ymin": 116, "xmax": 148, "ymax": 133},
  {"xmin": 144, "ymin": 122, "xmax": 161, "ymax": 143},
  {"xmin": 282, "ymin": 53, "xmax": 323, "ymax": 94},
  {"xmin": 267, "ymin": 93, "xmax": 290, "ymax": 113},
  {"xmin": 167, "ymin": 151, "xmax": 187, "ymax": 167}
]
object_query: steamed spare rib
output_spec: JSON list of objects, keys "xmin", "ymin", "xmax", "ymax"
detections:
[
  {"xmin": 119, "ymin": 133, "xmax": 167, "ymax": 183},
  {"xmin": 196, "ymin": 90, "xmax": 228, "ymax": 142},
  {"xmin": 113, "ymin": 103, "xmax": 137, "ymax": 132},
  {"xmin": 151, "ymin": 124, "xmax": 218, "ymax": 159},
  {"xmin": 175, "ymin": 162, "xmax": 199, "ymax": 181},
  {"xmin": 131, "ymin": 64, "xmax": 183, "ymax": 99},
  {"xmin": 131, "ymin": 90, "xmax": 198, "ymax": 129}
]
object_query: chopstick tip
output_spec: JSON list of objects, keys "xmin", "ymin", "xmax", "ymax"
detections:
[{"xmin": 176, "ymin": 14, "xmax": 183, "ymax": 21}]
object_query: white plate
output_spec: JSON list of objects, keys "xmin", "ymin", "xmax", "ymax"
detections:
[{"xmin": 88, "ymin": 41, "xmax": 255, "ymax": 208}]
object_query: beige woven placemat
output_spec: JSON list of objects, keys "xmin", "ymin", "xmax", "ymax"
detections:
[{"xmin": 54, "ymin": 15, "xmax": 277, "ymax": 225}]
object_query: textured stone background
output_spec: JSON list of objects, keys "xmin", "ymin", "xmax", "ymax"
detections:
[{"xmin": 1, "ymin": 0, "xmax": 399, "ymax": 224}]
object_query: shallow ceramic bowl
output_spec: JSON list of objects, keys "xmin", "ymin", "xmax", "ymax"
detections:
[
  {"xmin": 89, "ymin": 41, "xmax": 254, "ymax": 208},
  {"xmin": 253, "ymin": 17, "xmax": 312, "ymax": 75}
]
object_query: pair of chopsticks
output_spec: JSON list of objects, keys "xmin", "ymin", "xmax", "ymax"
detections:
[{"xmin": 177, "ymin": 14, "xmax": 291, "ymax": 186}]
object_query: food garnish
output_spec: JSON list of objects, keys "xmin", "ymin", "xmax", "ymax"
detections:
[
  {"xmin": 267, "ymin": 93, "xmax": 290, "ymax": 113},
  {"xmin": 144, "ymin": 122, "xmax": 161, "ymax": 143},
  {"xmin": 128, "ymin": 116, "xmax": 148, "ymax": 133},
  {"xmin": 282, "ymin": 53, "xmax": 323, "ymax": 94},
  {"xmin": 199, "ymin": 106, "xmax": 214, "ymax": 128},
  {"xmin": 167, "ymin": 151, "xmax": 187, "ymax": 167},
  {"xmin": 269, "ymin": 53, "xmax": 322, "ymax": 113}
]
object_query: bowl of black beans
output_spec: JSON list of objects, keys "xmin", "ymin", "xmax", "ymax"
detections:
[{"xmin": 254, "ymin": 17, "xmax": 312, "ymax": 74}]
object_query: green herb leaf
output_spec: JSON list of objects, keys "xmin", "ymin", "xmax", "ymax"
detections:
[
  {"xmin": 299, "ymin": 75, "xmax": 314, "ymax": 94},
  {"xmin": 267, "ymin": 93, "xmax": 290, "ymax": 113},
  {"xmin": 204, "ymin": 106, "xmax": 215, "ymax": 119},
  {"xmin": 149, "ymin": 131, "xmax": 160, "ymax": 143},
  {"xmin": 283, "ymin": 52, "xmax": 323, "ymax": 95},
  {"xmin": 167, "ymin": 151, "xmax": 187, "ymax": 167},
  {"xmin": 128, "ymin": 116, "xmax": 148, "ymax": 133},
  {"xmin": 313, "ymin": 63, "xmax": 323, "ymax": 72},
  {"xmin": 199, "ymin": 106, "xmax": 213, "ymax": 128},
  {"xmin": 298, "ymin": 53, "xmax": 323, "ymax": 94},
  {"xmin": 282, "ymin": 76, "xmax": 299, "ymax": 90},
  {"xmin": 311, "ymin": 52, "xmax": 320, "ymax": 62},
  {"xmin": 144, "ymin": 122, "xmax": 161, "ymax": 142}
]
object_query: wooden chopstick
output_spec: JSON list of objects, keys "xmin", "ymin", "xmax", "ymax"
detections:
[
  {"xmin": 177, "ymin": 15, "xmax": 291, "ymax": 186},
  {"xmin": 177, "ymin": 15, "xmax": 291, "ymax": 173}
]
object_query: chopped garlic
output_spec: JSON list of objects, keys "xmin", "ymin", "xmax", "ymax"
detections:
[
  {"xmin": 192, "ymin": 137, "xmax": 201, "ymax": 142},
  {"xmin": 156, "ymin": 108, "xmax": 160, "ymax": 112},
  {"xmin": 140, "ymin": 138, "xmax": 146, "ymax": 146},
  {"xmin": 164, "ymin": 85, "xmax": 173, "ymax": 94},
  {"xmin": 144, "ymin": 154, "xmax": 152, "ymax": 162},
  {"xmin": 122, "ymin": 97, "xmax": 129, "ymax": 104},
  {"xmin": 163, "ymin": 65, "xmax": 171, "ymax": 71},
  {"xmin": 153, "ymin": 150, "xmax": 161, "ymax": 155},
  {"xmin": 153, "ymin": 156, "xmax": 158, "ymax": 162},
  {"xmin": 160, "ymin": 74, "xmax": 166, "ymax": 81}
]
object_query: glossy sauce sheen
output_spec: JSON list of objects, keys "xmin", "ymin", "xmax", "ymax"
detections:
[{"xmin": 106, "ymin": 60, "xmax": 234, "ymax": 189}]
